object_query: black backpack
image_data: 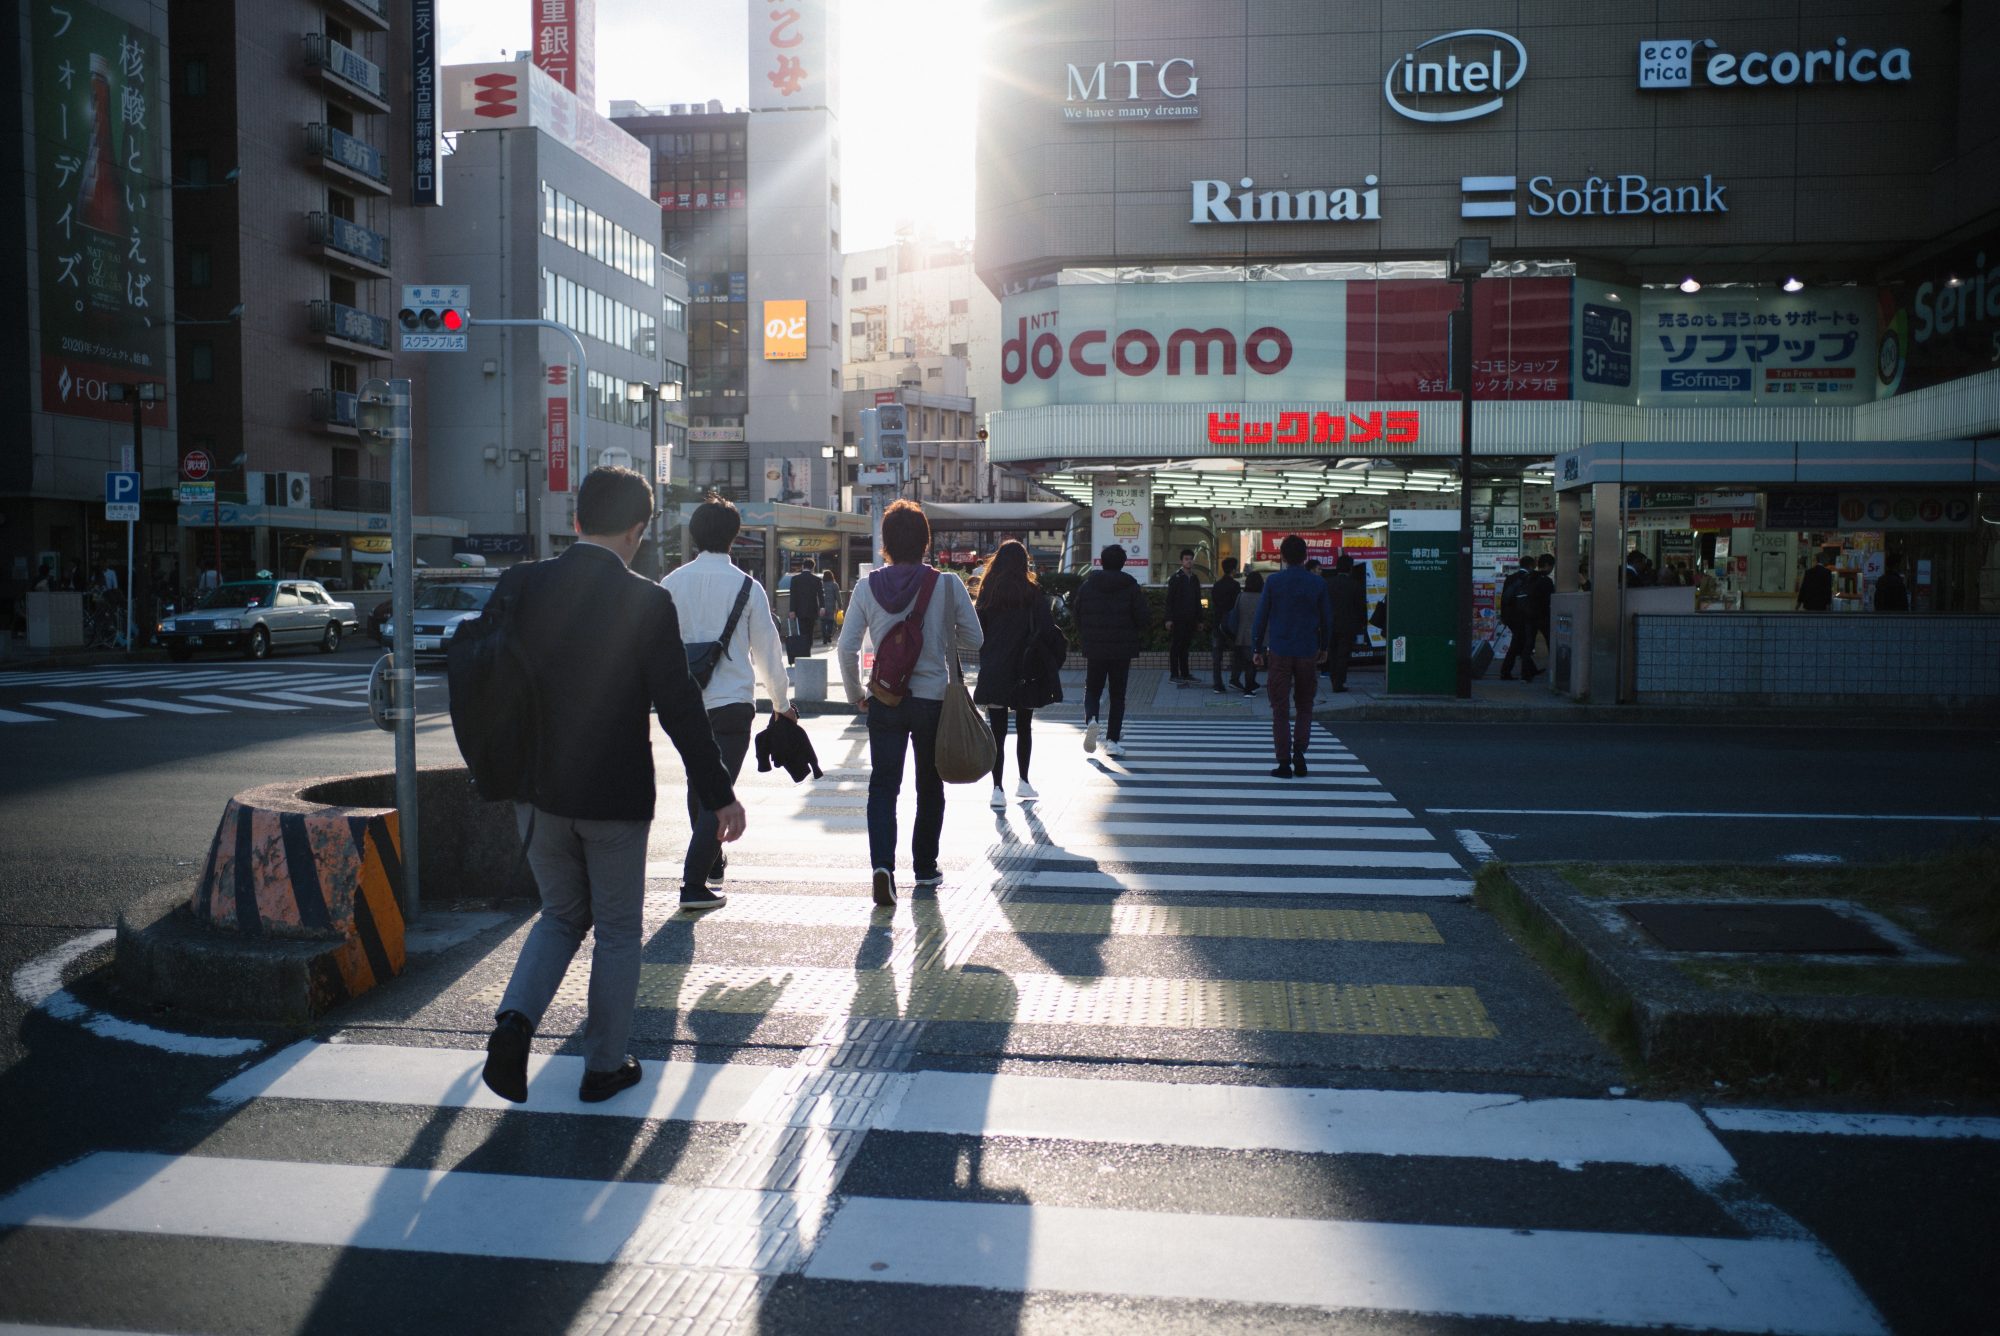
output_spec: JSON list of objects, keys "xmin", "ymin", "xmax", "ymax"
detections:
[
  {"xmin": 1500, "ymin": 570, "xmax": 1528, "ymax": 619},
  {"xmin": 682, "ymin": 575, "xmax": 754, "ymax": 689},
  {"xmin": 446, "ymin": 576, "xmax": 543, "ymax": 802}
]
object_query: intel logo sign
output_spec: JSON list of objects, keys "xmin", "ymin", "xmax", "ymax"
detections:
[{"xmin": 1385, "ymin": 29, "xmax": 1527, "ymax": 123}]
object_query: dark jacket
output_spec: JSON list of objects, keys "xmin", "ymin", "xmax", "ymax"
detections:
[
  {"xmin": 1797, "ymin": 563, "xmax": 1834, "ymax": 611},
  {"xmin": 1251, "ymin": 564, "xmax": 1332, "ymax": 659},
  {"xmin": 1072, "ymin": 567, "xmax": 1149, "ymax": 661},
  {"xmin": 1209, "ymin": 575, "xmax": 1241, "ymax": 642},
  {"xmin": 1328, "ymin": 569, "xmax": 1368, "ymax": 639},
  {"xmin": 1873, "ymin": 571, "xmax": 1910, "ymax": 611},
  {"xmin": 1499, "ymin": 568, "xmax": 1533, "ymax": 627},
  {"xmin": 787, "ymin": 570, "xmax": 823, "ymax": 621},
  {"xmin": 496, "ymin": 543, "xmax": 734, "ymax": 822},
  {"xmin": 1166, "ymin": 567, "xmax": 1203, "ymax": 622},
  {"xmin": 1527, "ymin": 571, "xmax": 1556, "ymax": 626},
  {"xmin": 756, "ymin": 711, "xmax": 823, "ymax": 783},
  {"xmin": 974, "ymin": 594, "xmax": 1066, "ymax": 709}
]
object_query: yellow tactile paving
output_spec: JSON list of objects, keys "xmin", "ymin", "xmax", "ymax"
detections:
[
  {"xmin": 480, "ymin": 964, "xmax": 1497, "ymax": 1039},
  {"xmin": 641, "ymin": 893, "xmax": 1443, "ymax": 944}
]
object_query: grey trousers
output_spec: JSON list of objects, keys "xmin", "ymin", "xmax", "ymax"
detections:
[{"xmin": 496, "ymin": 805, "xmax": 651, "ymax": 1072}]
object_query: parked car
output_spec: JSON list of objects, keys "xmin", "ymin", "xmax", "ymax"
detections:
[
  {"xmin": 380, "ymin": 581, "xmax": 496, "ymax": 661},
  {"xmin": 157, "ymin": 579, "xmax": 359, "ymax": 661}
]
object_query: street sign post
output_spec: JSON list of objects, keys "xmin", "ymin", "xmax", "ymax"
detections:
[
  {"xmin": 357, "ymin": 378, "xmax": 420, "ymax": 920},
  {"xmin": 105, "ymin": 471, "xmax": 140, "ymax": 653},
  {"xmin": 181, "ymin": 450, "xmax": 220, "ymax": 582}
]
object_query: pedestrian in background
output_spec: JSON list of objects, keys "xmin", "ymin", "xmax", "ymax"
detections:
[
  {"xmin": 1165, "ymin": 548, "xmax": 1202, "ymax": 684},
  {"xmin": 1796, "ymin": 550, "xmax": 1835, "ymax": 611},
  {"xmin": 1208, "ymin": 556, "xmax": 1242, "ymax": 694},
  {"xmin": 785, "ymin": 557, "xmax": 823, "ymax": 665},
  {"xmin": 1874, "ymin": 554, "xmax": 1911, "ymax": 611},
  {"xmin": 838, "ymin": 499, "xmax": 983, "ymax": 908},
  {"xmin": 1499, "ymin": 556, "xmax": 1539, "ymax": 682},
  {"xmin": 1326, "ymin": 553, "xmax": 1368, "ymax": 694},
  {"xmin": 820, "ymin": 569, "xmax": 840, "ymax": 643},
  {"xmin": 1072, "ymin": 543, "xmax": 1149, "ymax": 757},
  {"xmin": 663, "ymin": 497, "xmax": 795, "ymax": 911},
  {"xmin": 483, "ymin": 467, "xmax": 745, "ymax": 1107},
  {"xmin": 1233, "ymin": 569, "xmax": 1264, "ymax": 696},
  {"xmin": 1251, "ymin": 534, "xmax": 1332, "ymax": 778},
  {"xmin": 973, "ymin": 539, "xmax": 1063, "ymax": 809},
  {"xmin": 1530, "ymin": 554, "xmax": 1557, "ymax": 659}
]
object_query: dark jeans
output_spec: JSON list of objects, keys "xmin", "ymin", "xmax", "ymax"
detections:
[
  {"xmin": 867, "ymin": 695, "xmax": 945, "ymax": 876},
  {"xmin": 1500, "ymin": 618, "xmax": 1538, "ymax": 677},
  {"xmin": 1082, "ymin": 657, "xmax": 1131, "ymax": 742},
  {"xmin": 683, "ymin": 701, "xmax": 755, "ymax": 889},
  {"xmin": 1266, "ymin": 654, "xmax": 1319, "ymax": 763},
  {"xmin": 1327, "ymin": 632, "xmax": 1357, "ymax": 688},
  {"xmin": 1211, "ymin": 633, "xmax": 1244, "ymax": 689},
  {"xmin": 987, "ymin": 706, "xmax": 1033, "ymax": 785},
  {"xmin": 1168, "ymin": 621, "xmax": 1197, "ymax": 679}
]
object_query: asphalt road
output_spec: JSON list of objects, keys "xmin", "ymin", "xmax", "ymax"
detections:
[{"xmin": 0, "ymin": 664, "xmax": 1995, "ymax": 1334}]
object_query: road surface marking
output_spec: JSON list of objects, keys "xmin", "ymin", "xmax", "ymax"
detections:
[
  {"xmin": 1705, "ymin": 1108, "xmax": 2000, "ymax": 1141},
  {"xmin": 1031, "ymin": 844, "xmax": 1462, "ymax": 869},
  {"xmin": 805, "ymin": 1199, "xmax": 1885, "ymax": 1334},
  {"xmin": 1068, "ymin": 820, "xmax": 1432, "ymax": 842},
  {"xmin": 1426, "ymin": 808, "xmax": 1994, "ymax": 823},
  {"xmin": 0, "ymin": 708, "xmax": 51, "ymax": 724},
  {"xmin": 1110, "ymin": 759, "xmax": 1371, "ymax": 774},
  {"xmin": 178, "ymin": 694, "xmax": 303, "ymax": 711},
  {"xmin": 1012, "ymin": 870, "xmax": 1473, "ymax": 898},
  {"xmin": 1455, "ymin": 829, "xmax": 1497, "ymax": 863},
  {"xmin": 212, "ymin": 1040, "xmax": 778, "ymax": 1122},
  {"xmin": 105, "ymin": 698, "xmax": 225, "ymax": 715},
  {"xmin": 250, "ymin": 690, "xmax": 370, "ymax": 708},
  {"xmin": 1077, "ymin": 802, "xmax": 1413, "ymax": 819},
  {"xmin": 1084, "ymin": 777, "xmax": 1388, "ymax": 793},
  {"xmin": 11, "ymin": 930, "xmax": 263, "ymax": 1057},
  {"xmin": 21, "ymin": 701, "xmax": 144, "ymax": 719}
]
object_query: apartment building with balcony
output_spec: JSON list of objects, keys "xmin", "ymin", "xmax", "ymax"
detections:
[{"xmin": 162, "ymin": 0, "xmax": 463, "ymax": 586}]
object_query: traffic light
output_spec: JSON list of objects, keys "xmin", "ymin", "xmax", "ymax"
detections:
[
  {"xmin": 398, "ymin": 303, "xmax": 469, "ymax": 333},
  {"xmin": 875, "ymin": 403, "xmax": 907, "ymax": 461}
]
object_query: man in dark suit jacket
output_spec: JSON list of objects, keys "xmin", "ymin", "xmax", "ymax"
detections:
[
  {"xmin": 786, "ymin": 559, "xmax": 822, "ymax": 664},
  {"xmin": 484, "ymin": 467, "xmax": 746, "ymax": 1107},
  {"xmin": 1326, "ymin": 553, "xmax": 1370, "ymax": 692}
]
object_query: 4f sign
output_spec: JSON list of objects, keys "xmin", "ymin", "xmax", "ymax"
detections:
[
  {"xmin": 763, "ymin": 299, "xmax": 807, "ymax": 360},
  {"xmin": 1385, "ymin": 29, "xmax": 1527, "ymax": 123}
]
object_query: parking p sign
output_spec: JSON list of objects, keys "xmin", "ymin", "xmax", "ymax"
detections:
[{"xmin": 105, "ymin": 471, "xmax": 141, "ymax": 521}]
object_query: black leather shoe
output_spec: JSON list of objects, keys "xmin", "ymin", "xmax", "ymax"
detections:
[
  {"xmin": 579, "ymin": 1056, "xmax": 642, "ymax": 1103},
  {"xmin": 1270, "ymin": 763, "xmax": 1294, "ymax": 778},
  {"xmin": 482, "ymin": 1011, "xmax": 533, "ymax": 1103},
  {"xmin": 1294, "ymin": 758, "xmax": 1310, "ymax": 776}
]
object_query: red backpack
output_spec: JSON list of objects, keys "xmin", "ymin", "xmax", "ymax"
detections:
[{"xmin": 867, "ymin": 567, "xmax": 940, "ymax": 706}]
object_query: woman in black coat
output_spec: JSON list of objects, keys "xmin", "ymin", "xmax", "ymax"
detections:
[{"xmin": 973, "ymin": 540, "xmax": 1065, "ymax": 808}]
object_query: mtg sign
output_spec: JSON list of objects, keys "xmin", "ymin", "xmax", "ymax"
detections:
[{"xmin": 1062, "ymin": 57, "xmax": 1199, "ymax": 121}]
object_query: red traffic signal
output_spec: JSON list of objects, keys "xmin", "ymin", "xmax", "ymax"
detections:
[
  {"xmin": 441, "ymin": 308, "xmax": 465, "ymax": 331},
  {"xmin": 398, "ymin": 306, "xmax": 470, "ymax": 332}
]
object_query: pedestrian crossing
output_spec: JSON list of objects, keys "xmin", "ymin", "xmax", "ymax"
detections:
[
  {"xmin": 0, "ymin": 665, "xmax": 439, "ymax": 723},
  {"xmin": 0, "ymin": 717, "xmax": 1890, "ymax": 1333}
]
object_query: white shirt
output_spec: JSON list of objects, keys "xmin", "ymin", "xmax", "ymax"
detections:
[{"xmin": 661, "ymin": 551, "xmax": 792, "ymax": 713}]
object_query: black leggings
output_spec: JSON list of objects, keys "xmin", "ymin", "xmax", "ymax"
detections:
[{"xmin": 987, "ymin": 706, "xmax": 1033, "ymax": 785}]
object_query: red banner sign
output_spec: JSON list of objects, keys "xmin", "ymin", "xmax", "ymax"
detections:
[
  {"xmin": 546, "ymin": 398, "xmax": 570, "ymax": 493},
  {"xmin": 1208, "ymin": 410, "xmax": 1420, "ymax": 448},
  {"xmin": 1252, "ymin": 529, "xmax": 1344, "ymax": 564}
]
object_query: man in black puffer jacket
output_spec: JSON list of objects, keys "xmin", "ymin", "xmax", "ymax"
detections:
[{"xmin": 1070, "ymin": 543, "xmax": 1150, "ymax": 757}]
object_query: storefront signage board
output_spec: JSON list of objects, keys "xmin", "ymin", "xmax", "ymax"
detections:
[
  {"xmin": 1637, "ymin": 37, "xmax": 1912, "ymax": 91},
  {"xmin": 1877, "ymin": 226, "xmax": 2000, "ymax": 398},
  {"xmin": 1385, "ymin": 29, "xmax": 1527, "ymax": 123},
  {"xmin": 1637, "ymin": 287, "xmax": 1877, "ymax": 406},
  {"xmin": 1344, "ymin": 541, "xmax": 1389, "ymax": 651},
  {"xmin": 750, "ymin": 0, "xmax": 828, "ymax": 111},
  {"xmin": 1091, "ymin": 479, "xmax": 1152, "ymax": 575},
  {"xmin": 1252, "ymin": 529, "xmax": 1341, "ymax": 565},
  {"xmin": 1063, "ymin": 58, "xmax": 1199, "ymax": 120},
  {"xmin": 762, "ymin": 299, "xmax": 808, "ymax": 360},
  {"xmin": 1386, "ymin": 511, "xmax": 1458, "ymax": 696}
]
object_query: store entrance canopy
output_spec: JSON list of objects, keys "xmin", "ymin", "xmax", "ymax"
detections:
[
  {"xmin": 1554, "ymin": 439, "xmax": 2000, "ymax": 492},
  {"xmin": 919, "ymin": 501, "xmax": 1080, "ymax": 530}
]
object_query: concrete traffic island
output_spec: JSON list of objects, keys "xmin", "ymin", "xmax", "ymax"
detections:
[{"xmin": 117, "ymin": 765, "xmax": 535, "ymax": 1025}]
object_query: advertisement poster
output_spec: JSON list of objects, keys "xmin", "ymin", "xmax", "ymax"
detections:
[
  {"xmin": 748, "ymin": 0, "xmax": 831, "ymax": 111},
  {"xmin": 1346, "ymin": 278, "xmax": 1572, "ymax": 402},
  {"xmin": 761, "ymin": 455, "xmax": 810, "ymax": 504},
  {"xmin": 1090, "ymin": 479, "xmax": 1152, "ymax": 575},
  {"xmin": 1636, "ymin": 287, "xmax": 1877, "ymax": 407},
  {"xmin": 1253, "ymin": 529, "xmax": 1341, "ymax": 565},
  {"xmin": 762, "ymin": 299, "xmax": 807, "ymax": 360},
  {"xmin": 33, "ymin": 0, "xmax": 169, "ymax": 423},
  {"xmin": 546, "ymin": 398, "xmax": 570, "ymax": 492},
  {"xmin": 1877, "ymin": 228, "xmax": 2000, "ymax": 398},
  {"xmin": 1342, "ymin": 540, "xmax": 1388, "ymax": 654}
]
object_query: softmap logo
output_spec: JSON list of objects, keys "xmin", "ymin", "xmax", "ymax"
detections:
[{"xmin": 1385, "ymin": 29, "xmax": 1527, "ymax": 123}]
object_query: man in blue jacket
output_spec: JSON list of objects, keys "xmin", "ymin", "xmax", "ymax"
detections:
[{"xmin": 1251, "ymin": 533, "xmax": 1333, "ymax": 778}]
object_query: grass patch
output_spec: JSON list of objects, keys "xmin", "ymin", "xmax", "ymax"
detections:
[{"xmin": 1472, "ymin": 862, "xmax": 1642, "ymax": 1073}]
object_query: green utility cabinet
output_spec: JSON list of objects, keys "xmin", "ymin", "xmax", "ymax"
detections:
[{"xmin": 1386, "ymin": 510, "xmax": 1459, "ymax": 695}]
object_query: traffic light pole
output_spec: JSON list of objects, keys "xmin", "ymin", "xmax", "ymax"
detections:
[
  {"xmin": 358, "ymin": 378, "xmax": 420, "ymax": 921},
  {"xmin": 467, "ymin": 319, "xmax": 588, "ymax": 494}
]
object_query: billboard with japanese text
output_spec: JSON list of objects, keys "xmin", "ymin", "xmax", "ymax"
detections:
[
  {"xmin": 749, "ymin": 0, "xmax": 833, "ymax": 112},
  {"xmin": 33, "ymin": 0, "xmax": 168, "ymax": 423}
]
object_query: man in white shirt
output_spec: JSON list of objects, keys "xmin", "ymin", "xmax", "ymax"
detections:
[{"xmin": 661, "ymin": 498, "xmax": 796, "ymax": 910}]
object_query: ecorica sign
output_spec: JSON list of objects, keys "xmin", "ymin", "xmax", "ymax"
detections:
[{"xmin": 1638, "ymin": 36, "xmax": 1911, "ymax": 90}]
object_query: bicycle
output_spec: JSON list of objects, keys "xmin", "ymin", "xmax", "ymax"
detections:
[{"xmin": 82, "ymin": 595, "xmax": 130, "ymax": 651}]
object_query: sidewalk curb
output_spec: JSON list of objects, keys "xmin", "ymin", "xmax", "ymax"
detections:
[{"xmin": 1479, "ymin": 865, "xmax": 2000, "ymax": 1093}]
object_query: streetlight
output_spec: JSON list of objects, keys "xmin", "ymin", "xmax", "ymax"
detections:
[
  {"xmin": 627, "ymin": 381, "xmax": 667, "ymax": 576},
  {"xmin": 508, "ymin": 447, "xmax": 544, "ymax": 558},
  {"xmin": 1449, "ymin": 236, "xmax": 1490, "ymax": 701}
]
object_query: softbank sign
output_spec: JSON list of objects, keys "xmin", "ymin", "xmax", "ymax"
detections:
[{"xmin": 999, "ymin": 284, "xmax": 1345, "ymax": 411}]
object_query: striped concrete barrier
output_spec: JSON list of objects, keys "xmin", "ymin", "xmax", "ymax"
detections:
[{"xmin": 191, "ymin": 782, "xmax": 406, "ymax": 1010}]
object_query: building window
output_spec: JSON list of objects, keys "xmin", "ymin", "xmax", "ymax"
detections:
[
  {"xmin": 183, "ymin": 58, "xmax": 207, "ymax": 97},
  {"xmin": 851, "ymin": 276, "xmax": 867, "ymax": 292},
  {"xmin": 949, "ymin": 341, "xmax": 968, "ymax": 359},
  {"xmin": 189, "ymin": 341, "xmax": 214, "ymax": 383},
  {"xmin": 850, "ymin": 321, "xmax": 867, "ymax": 336},
  {"xmin": 184, "ymin": 151, "xmax": 209, "ymax": 186},
  {"xmin": 187, "ymin": 246, "xmax": 211, "ymax": 289},
  {"xmin": 949, "ymin": 298, "xmax": 969, "ymax": 315},
  {"xmin": 874, "ymin": 266, "xmax": 887, "ymax": 281},
  {"xmin": 663, "ymin": 295, "xmax": 686, "ymax": 332}
]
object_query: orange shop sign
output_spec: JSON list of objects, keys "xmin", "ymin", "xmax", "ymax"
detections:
[{"xmin": 762, "ymin": 299, "xmax": 808, "ymax": 360}]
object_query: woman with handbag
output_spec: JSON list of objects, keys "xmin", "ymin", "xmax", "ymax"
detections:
[{"xmin": 973, "ymin": 540, "xmax": 1065, "ymax": 809}]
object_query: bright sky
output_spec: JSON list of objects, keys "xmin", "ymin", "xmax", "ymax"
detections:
[{"xmin": 440, "ymin": 0, "xmax": 984, "ymax": 250}]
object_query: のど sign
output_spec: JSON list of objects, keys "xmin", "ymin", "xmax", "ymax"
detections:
[{"xmin": 762, "ymin": 300, "xmax": 808, "ymax": 360}]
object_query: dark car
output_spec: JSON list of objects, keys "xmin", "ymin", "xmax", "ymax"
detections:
[{"xmin": 158, "ymin": 579, "xmax": 358, "ymax": 660}]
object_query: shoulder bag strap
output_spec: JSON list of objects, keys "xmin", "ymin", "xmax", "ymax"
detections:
[{"xmin": 716, "ymin": 575, "xmax": 754, "ymax": 659}]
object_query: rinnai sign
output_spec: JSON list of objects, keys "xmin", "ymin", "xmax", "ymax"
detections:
[
  {"xmin": 1062, "ymin": 58, "xmax": 1199, "ymax": 121},
  {"xmin": 1385, "ymin": 29, "xmax": 1527, "ymax": 123},
  {"xmin": 1639, "ymin": 37, "xmax": 1911, "ymax": 90},
  {"xmin": 1191, "ymin": 176, "xmax": 1381, "ymax": 225}
]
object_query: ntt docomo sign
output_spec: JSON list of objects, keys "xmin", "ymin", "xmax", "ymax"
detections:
[{"xmin": 999, "ymin": 284, "xmax": 1346, "ymax": 411}]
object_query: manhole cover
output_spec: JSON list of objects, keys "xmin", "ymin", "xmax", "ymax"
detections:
[{"xmin": 1622, "ymin": 903, "xmax": 1896, "ymax": 954}]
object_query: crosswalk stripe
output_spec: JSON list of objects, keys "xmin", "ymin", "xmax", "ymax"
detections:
[
  {"xmin": 251, "ymin": 690, "xmax": 367, "ymax": 708},
  {"xmin": 104, "ymin": 697, "xmax": 226, "ymax": 715},
  {"xmin": 178, "ymin": 694, "xmax": 303, "ymax": 711},
  {"xmin": 0, "ymin": 708, "xmax": 52, "ymax": 724},
  {"xmin": 22, "ymin": 701, "xmax": 145, "ymax": 719},
  {"xmin": 1107, "ymin": 759, "xmax": 1371, "ymax": 773},
  {"xmin": 1014, "ymin": 870, "xmax": 1473, "ymax": 897},
  {"xmin": 645, "ymin": 862, "xmax": 992, "ymax": 884},
  {"xmin": 805, "ymin": 1199, "xmax": 1885, "ymax": 1334},
  {"xmin": 1031, "ymin": 844, "xmax": 1463, "ymax": 869},
  {"xmin": 0, "ymin": 1151, "xmax": 686, "ymax": 1266},
  {"xmin": 1088, "ymin": 777, "xmax": 1386, "ymax": 792},
  {"xmin": 1070, "ymin": 821, "xmax": 1431, "ymax": 841},
  {"xmin": 1077, "ymin": 802, "xmax": 1412, "ymax": 818},
  {"xmin": 212, "ymin": 1040, "xmax": 778, "ymax": 1122}
]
